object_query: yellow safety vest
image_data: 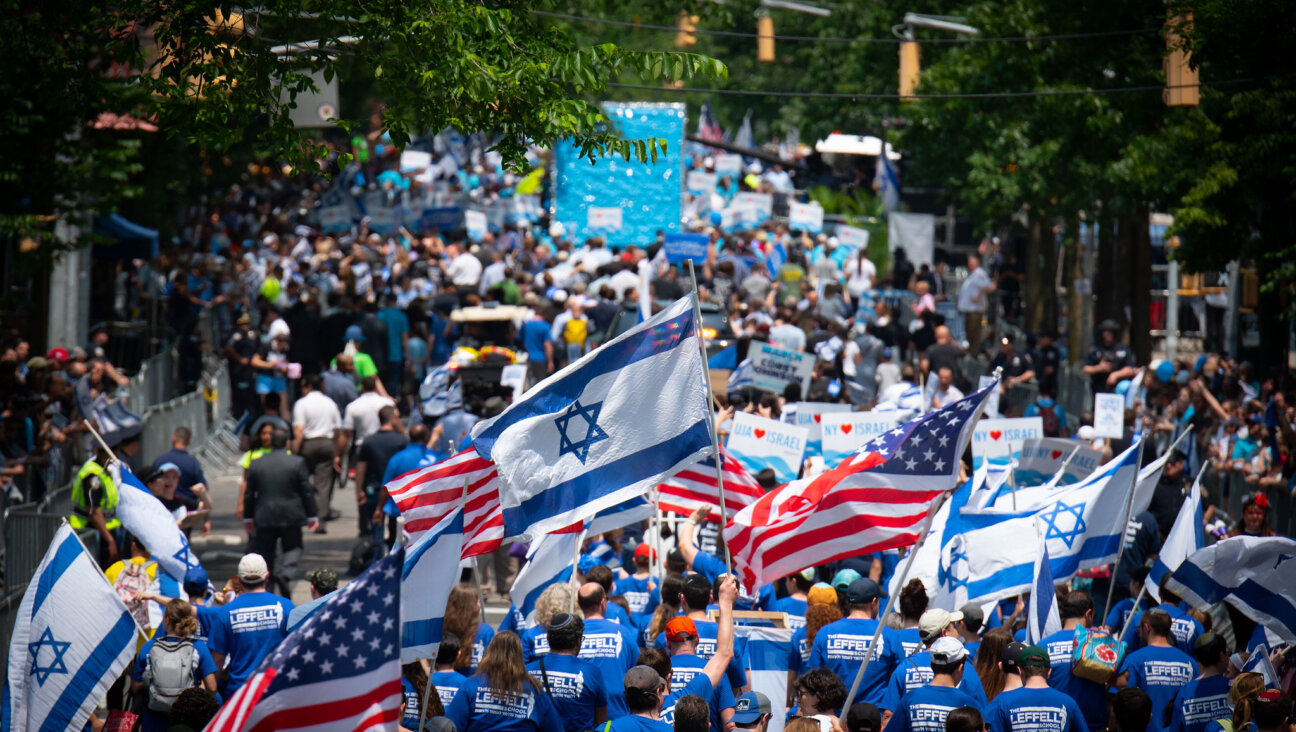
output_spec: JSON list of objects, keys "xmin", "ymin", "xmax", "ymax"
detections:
[{"xmin": 70, "ymin": 459, "xmax": 120, "ymax": 530}]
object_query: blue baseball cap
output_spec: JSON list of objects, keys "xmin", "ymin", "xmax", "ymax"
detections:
[
  {"xmin": 732, "ymin": 691, "xmax": 772, "ymax": 724},
  {"xmin": 183, "ymin": 566, "xmax": 209, "ymax": 594}
]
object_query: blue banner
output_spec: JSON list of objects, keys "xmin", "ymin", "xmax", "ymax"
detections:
[{"xmin": 663, "ymin": 233, "xmax": 709, "ymax": 263}]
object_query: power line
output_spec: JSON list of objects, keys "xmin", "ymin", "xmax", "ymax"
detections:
[
  {"xmin": 528, "ymin": 10, "xmax": 1157, "ymax": 45},
  {"xmin": 607, "ymin": 77, "xmax": 1267, "ymax": 100}
]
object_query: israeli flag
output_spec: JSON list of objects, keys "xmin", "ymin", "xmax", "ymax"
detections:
[
  {"xmin": 767, "ymin": 238, "xmax": 788, "ymax": 275},
  {"xmin": 737, "ymin": 625, "xmax": 795, "ymax": 731},
  {"xmin": 1166, "ymin": 536, "xmax": 1296, "ymax": 643},
  {"xmin": 509, "ymin": 531, "xmax": 581, "ymax": 628},
  {"xmin": 588, "ymin": 496, "xmax": 655, "ymax": 537},
  {"xmin": 932, "ymin": 442, "xmax": 1143, "ymax": 607},
  {"xmin": 401, "ymin": 508, "xmax": 464, "ymax": 663},
  {"xmin": 1145, "ymin": 471, "xmax": 1204, "ymax": 602},
  {"xmin": 113, "ymin": 464, "xmax": 204, "ymax": 582},
  {"xmin": 1027, "ymin": 521, "xmax": 1063, "ymax": 644},
  {"xmin": 1242, "ymin": 643, "xmax": 1280, "ymax": 688},
  {"xmin": 472, "ymin": 297, "xmax": 712, "ymax": 539},
  {"xmin": 2, "ymin": 524, "xmax": 137, "ymax": 732}
]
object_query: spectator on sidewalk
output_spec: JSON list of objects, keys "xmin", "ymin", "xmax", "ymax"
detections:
[{"xmin": 291, "ymin": 374, "xmax": 343, "ymax": 532}]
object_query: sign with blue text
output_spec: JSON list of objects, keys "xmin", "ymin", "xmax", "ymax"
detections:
[{"xmin": 727, "ymin": 412, "xmax": 809, "ymax": 484}]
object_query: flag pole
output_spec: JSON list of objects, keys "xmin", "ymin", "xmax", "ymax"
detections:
[
  {"xmin": 1103, "ymin": 437, "xmax": 1147, "ymax": 619},
  {"xmin": 1119, "ymin": 584, "xmax": 1149, "ymax": 645},
  {"xmin": 569, "ymin": 527, "xmax": 586, "ymax": 614},
  {"xmin": 463, "ymin": 476, "xmax": 488, "ymax": 625},
  {"xmin": 841, "ymin": 490, "xmax": 949, "ymax": 712},
  {"xmin": 685, "ymin": 259, "xmax": 732, "ymax": 574},
  {"xmin": 83, "ymin": 419, "xmax": 120, "ymax": 467}
]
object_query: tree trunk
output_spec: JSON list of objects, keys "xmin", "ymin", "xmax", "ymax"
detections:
[
  {"xmin": 1094, "ymin": 214, "xmax": 1117, "ymax": 332},
  {"xmin": 1025, "ymin": 213, "xmax": 1056, "ymax": 333},
  {"xmin": 1065, "ymin": 214, "xmax": 1084, "ymax": 362},
  {"xmin": 1128, "ymin": 205, "xmax": 1153, "ymax": 364},
  {"xmin": 1113, "ymin": 216, "xmax": 1133, "ymax": 335}
]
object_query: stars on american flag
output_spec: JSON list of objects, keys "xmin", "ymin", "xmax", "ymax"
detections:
[{"xmin": 852, "ymin": 389, "xmax": 985, "ymax": 476}]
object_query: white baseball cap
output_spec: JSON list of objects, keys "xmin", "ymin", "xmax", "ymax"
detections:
[{"xmin": 238, "ymin": 553, "xmax": 269, "ymax": 583}]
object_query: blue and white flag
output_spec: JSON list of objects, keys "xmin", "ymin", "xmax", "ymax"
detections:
[
  {"xmin": 2, "ymin": 524, "xmax": 137, "ymax": 732},
  {"xmin": 930, "ymin": 442, "xmax": 1143, "ymax": 607},
  {"xmin": 113, "ymin": 464, "xmax": 204, "ymax": 582},
  {"xmin": 509, "ymin": 530, "xmax": 581, "ymax": 627},
  {"xmin": 588, "ymin": 496, "xmax": 655, "ymax": 538},
  {"xmin": 1242, "ymin": 643, "xmax": 1280, "ymax": 688},
  {"xmin": 727, "ymin": 358, "xmax": 755, "ymax": 390},
  {"xmin": 766, "ymin": 238, "xmax": 788, "ymax": 275},
  {"xmin": 401, "ymin": 508, "xmax": 464, "ymax": 663},
  {"xmin": 873, "ymin": 154, "xmax": 900, "ymax": 212},
  {"xmin": 736, "ymin": 625, "xmax": 795, "ymax": 728},
  {"xmin": 1145, "ymin": 471, "xmax": 1204, "ymax": 602},
  {"xmin": 472, "ymin": 297, "xmax": 712, "ymax": 539},
  {"xmin": 1027, "ymin": 521, "xmax": 1063, "ymax": 644},
  {"xmin": 1166, "ymin": 536, "xmax": 1296, "ymax": 643}
]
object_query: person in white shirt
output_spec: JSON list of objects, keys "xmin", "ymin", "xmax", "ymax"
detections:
[
  {"xmin": 846, "ymin": 253, "xmax": 877, "ymax": 300},
  {"xmin": 875, "ymin": 348, "xmax": 901, "ymax": 398},
  {"xmin": 930, "ymin": 367, "xmax": 965, "ymax": 409},
  {"xmin": 291, "ymin": 375, "xmax": 344, "ymax": 531},
  {"xmin": 957, "ymin": 255, "xmax": 995, "ymax": 354},
  {"xmin": 446, "ymin": 242, "xmax": 483, "ymax": 293},
  {"xmin": 342, "ymin": 375, "xmax": 396, "ymax": 452}
]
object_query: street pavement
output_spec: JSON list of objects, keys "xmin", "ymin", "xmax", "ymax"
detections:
[{"xmin": 189, "ymin": 457, "xmax": 509, "ymax": 625}]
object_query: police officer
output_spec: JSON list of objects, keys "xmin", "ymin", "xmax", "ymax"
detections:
[
  {"xmin": 71, "ymin": 431, "xmax": 139, "ymax": 566},
  {"xmin": 990, "ymin": 334, "xmax": 1035, "ymax": 390},
  {"xmin": 1082, "ymin": 320, "xmax": 1139, "ymax": 394}
]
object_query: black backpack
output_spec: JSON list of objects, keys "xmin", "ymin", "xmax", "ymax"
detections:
[{"xmin": 348, "ymin": 536, "xmax": 381, "ymax": 576}]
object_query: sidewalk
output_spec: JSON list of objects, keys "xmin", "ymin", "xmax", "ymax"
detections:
[{"xmin": 189, "ymin": 456, "xmax": 510, "ymax": 625}]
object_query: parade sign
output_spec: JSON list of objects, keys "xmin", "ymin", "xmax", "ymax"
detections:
[
  {"xmin": 1093, "ymin": 393, "xmax": 1126, "ymax": 439},
  {"xmin": 1015, "ymin": 437, "xmax": 1102, "ymax": 486},
  {"xmin": 821, "ymin": 412, "xmax": 902, "ymax": 467},
  {"xmin": 971, "ymin": 417, "xmax": 1044, "ymax": 467},
  {"xmin": 783, "ymin": 402, "xmax": 852, "ymax": 458},
  {"xmin": 663, "ymin": 233, "xmax": 710, "ymax": 263},
  {"xmin": 749, "ymin": 344, "xmax": 813, "ymax": 395},
  {"xmin": 727, "ymin": 413, "xmax": 808, "ymax": 484}
]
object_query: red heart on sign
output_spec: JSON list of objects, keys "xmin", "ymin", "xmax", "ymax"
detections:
[
  {"xmin": 754, "ymin": 429, "xmax": 766, "ymax": 440},
  {"xmin": 990, "ymin": 430, "xmax": 1003, "ymax": 441},
  {"xmin": 813, "ymin": 414, "xmax": 822, "ymax": 423},
  {"xmin": 1051, "ymin": 450, "xmax": 1063, "ymax": 460},
  {"xmin": 841, "ymin": 424, "xmax": 853, "ymax": 434}
]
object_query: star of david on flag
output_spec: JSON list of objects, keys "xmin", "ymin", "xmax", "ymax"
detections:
[
  {"xmin": 472, "ymin": 297, "xmax": 712, "ymax": 539},
  {"xmin": 3, "ymin": 523, "xmax": 137, "ymax": 732},
  {"xmin": 1040, "ymin": 501, "xmax": 1087, "ymax": 549}
]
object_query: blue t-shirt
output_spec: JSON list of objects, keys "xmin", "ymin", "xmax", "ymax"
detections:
[
  {"xmin": 458, "ymin": 624, "xmax": 496, "ymax": 676},
  {"xmin": 523, "ymin": 624, "xmax": 551, "ymax": 663},
  {"xmin": 653, "ymin": 619, "xmax": 748, "ymax": 691},
  {"xmin": 771, "ymin": 596, "xmax": 808, "ymax": 629},
  {"xmin": 528, "ymin": 653, "xmax": 609, "ymax": 732},
  {"xmin": 1040, "ymin": 628, "xmax": 1108, "ymax": 731},
  {"xmin": 608, "ymin": 715, "xmax": 673, "ymax": 732},
  {"xmin": 661, "ymin": 672, "xmax": 717, "ymax": 726},
  {"xmin": 580, "ymin": 617, "xmax": 641, "ymax": 719},
  {"xmin": 402, "ymin": 677, "xmax": 423, "ymax": 730},
  {"xmin": 790, "ymin": 626, "xmax": 811, "ymax": 677},
  {"xmin": 889, "ymin": 684, "xmax": 982, "ymax": 732},
  {"xmin": 893, "ymin": 628, "xmax": 923, "ymax": 657},
  {"xmin": 1128, "ymin": 606, "xmax": 1204, "ymax": 655},
  {"xmin": 987, "ymin": 686, "xmax": 1088, "ymax": 732},
  {"xmin": 433, "ymin": 669, "xmax": 467, "ymax": 707},
  {"xmin": 1106, "ymin": 597, "xmax": 1151, "ymax": 641},
  {"xmin": 195, "ymin": 604, "xmax": 221, "ymax": 639},
  {"xmin": 690, "ymin": 552, "xmax": 728, "ymax": 584},
  {"xmin": 1119, "ymin": 646, "xmax": 1199, "ymax": 732},
  {"xmin": 521, "ymin": 319, "xmax": 552, "ymax": 363},
  {"xmin": 381, "ymin": 443, "xmax": 448, "ymax": 515},
  {"xmin": 445, "ymin": 674, "xmax": 564, "ymax": 732},
  {"xmin": 880, "ymin": 653, "xmax": 989, "ymax": 713},
  {"xmin": 1168, "ymin": 675, "xmax": 1232, "ymax": 732},
  {"xmin": 132, "ymin": 636, "xmax": 219, "ymax": 732},
  {"xmin": 670, "ymin": 653, "xmax": 736, "ymax": 732},
  {"xmin": 808, "ymin": 617, "xmax": 900, "ymax": 706},
  {"xmin": 377, "ymin": 306, "xmax": 410, "ymax": 362},
  {"xmin": 607, "ymin": 602, "xmax": 633, "ymax": 628},
  {"xmin": 614, "ymin": 575, "xmax": 660, "ymax": 621},
  {"xmin": 208, "ymin": 592, "xmax": 295, "ymax": 694}
]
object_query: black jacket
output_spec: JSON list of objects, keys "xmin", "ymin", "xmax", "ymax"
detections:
[{"xmin": 244, "ymin": 449, "xmax": 318, "ymax": 527}]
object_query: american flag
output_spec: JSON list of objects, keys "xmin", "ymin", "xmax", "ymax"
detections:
[
  {"xmin": 696, "ymin": 102, "xmax": 724, "ymax": 144},
  {"xmin": 206, "ymin": 548, "xmax": 405, "ymax": 732},
  {"xmin": 386, "ymin": 448, "xmax": 503, "ymax": 558},
  {"xmin": 723, "ymin": 384, "xmax": 994, "ymax": 592},
  {"xmin": 659, "ymin": 447, "xmax": 766, "ymax": 523}
]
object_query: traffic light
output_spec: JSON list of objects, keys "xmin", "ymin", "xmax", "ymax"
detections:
[
  {"xmin": 757, "ymin": 14, "xmax": 775, "ymax": 62},
  {"xmin": 676, "ymin": 12, "xmax": 698, "ymax": 47},
  {"xmin": 899, "ymin": 40, "xmax": 920, "ymax": 100},
  {"xmin": 1164, "ymin": 14, "xmax": 1199, "ymax": 106}
]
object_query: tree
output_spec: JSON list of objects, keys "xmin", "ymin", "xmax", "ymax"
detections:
[{"xmin": 0, "ymin": 0, "xmax": 727, "ymax": 255}]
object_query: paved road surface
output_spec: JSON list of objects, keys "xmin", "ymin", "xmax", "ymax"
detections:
[{"xmin": 189, "ymin": 456, "xmax": 509, "ymax": 626}]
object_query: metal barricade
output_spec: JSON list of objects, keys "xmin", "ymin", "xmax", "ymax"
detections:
[
  {"xmin": 1003, "ymin": 381, "xmax": 1041, "ymax": 417},
  {"xmin": 3, "ymin": 507, "xmax": 67, "ymax": 593}
]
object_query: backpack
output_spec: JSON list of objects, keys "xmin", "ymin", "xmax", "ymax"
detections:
[
  {"xmin": 349, "ymin": 535, "xmax": 381, "ymax": 576},
  {"xmin": 562, "ymin": 317, "xmax": 588, "ymax": 345},
  {"xmin": 1038, "ymin": 402, "xmax": 1061, "ymax": 437},
  {"xmin": 1071, "ymin": 625, "xmax": 1125, "ymax": 684},
  {"xmin": 143, "ymin": 637, "xmax": 198, "ymax": 713}
]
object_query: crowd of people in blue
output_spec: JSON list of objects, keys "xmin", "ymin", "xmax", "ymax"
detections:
[{"xmin": 6, "ymin": 135, "xmax": 1293, "ymax": 732}]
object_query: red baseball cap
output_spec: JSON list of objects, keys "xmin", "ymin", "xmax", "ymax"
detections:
[
  {"xmin": 634, "ymin": 544, "xmax": 657, "ymax": 561},
  {"xmin": 45, "ymin": 348, "xmax": 69, "ymax": 363},
  {"xmin": 665, "ymin": 617, "xmax": 698, "ymax": 641}
]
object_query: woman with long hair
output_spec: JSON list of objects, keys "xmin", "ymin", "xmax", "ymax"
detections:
[
  {"xmin": 444, "ymin": 631, "xmax": 563, "ymax": 732},
  {"xmin": 400, "ymin": 660, "xmax": 444, "ymax": 730},
  {"xmin": 973, "ymin": 628, "xmax": 1014, "ymax": 701},
  {"xmin": 1207, "ymin": 672, "xmax": 1266, "ymax": 732},
  {"xmin": 444, "ymin": 584, "xmax": 493, "ymax": 674},
  {"xmin": 131, "ymin": 599, "xmax": 219, "ymax": 732},
  {"xmin": 647, "ymin": 574, "xmax": 685, "ymax": 645}
]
